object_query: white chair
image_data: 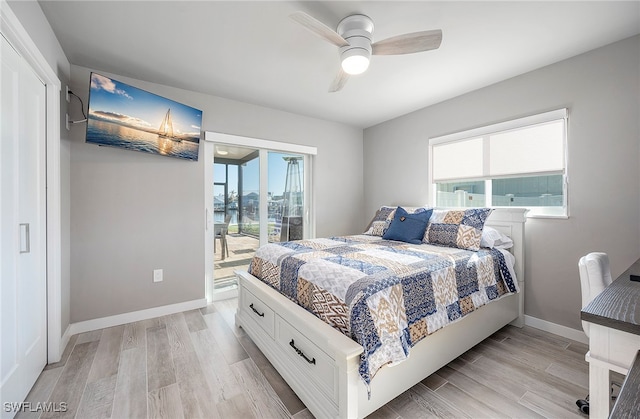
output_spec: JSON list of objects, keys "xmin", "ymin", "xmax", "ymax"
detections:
[
  {"xmin": 214, "ymin": 214, "xmax": 232, "ymax": 260},
  {"xmin": 579, "ymin": 252, "xmax": 613, "ymax": 337},
  {"xmin": 577, "ymin": 252, "xmax": 614, "ymax": 414}
]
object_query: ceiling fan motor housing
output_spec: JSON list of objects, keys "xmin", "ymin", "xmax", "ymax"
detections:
[{"xmin": 337, "ymin": 14, "xmax": 374, "ymax": 71}]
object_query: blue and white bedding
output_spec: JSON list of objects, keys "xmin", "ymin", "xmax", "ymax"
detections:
[{"xmin": 248, "ymin": 234, "xmax": 518, "ymax": 389}]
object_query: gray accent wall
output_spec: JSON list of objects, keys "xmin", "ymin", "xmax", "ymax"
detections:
[
  {"xmin": 364, "ymin": 35, "xmax": 640, "ymax": 330},
  {"xmin": 68, "ymin": 65, "xmax": 363, "ymax": 323}
]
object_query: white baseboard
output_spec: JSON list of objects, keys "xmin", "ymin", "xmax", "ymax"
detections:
[
  {"xmin": 524, "ymin": 315, "xmax": 588, "ymax": 345},
  {"xmin": 67, "ymin": 298, "xmax": 207, "ymax": 336},
  {"xmin": 48, "ymin": 325, "xmax": 72, "ymax": 364},
  {"xmin": 59, "ymin": 325, "xmax": 72, "ymax": 359}
]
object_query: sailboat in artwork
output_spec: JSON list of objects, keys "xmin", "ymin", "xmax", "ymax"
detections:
[{"xmin": 158, "ymin": 108, "xmax": 181, "ymax": 141}]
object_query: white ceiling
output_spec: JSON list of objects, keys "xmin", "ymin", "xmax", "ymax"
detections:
[{"xmin": 38, "ymin": 1, "xmax": 640, "ymax": 128}]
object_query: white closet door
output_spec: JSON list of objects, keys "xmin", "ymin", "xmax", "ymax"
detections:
[{"xmin": 1, "ymin": 34, "xmax": 48, "ymax": 417}]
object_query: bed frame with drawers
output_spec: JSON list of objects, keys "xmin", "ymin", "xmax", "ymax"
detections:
[{"xmin": 235, "ymin": 208, "xmax": 527, "ymax": 418}]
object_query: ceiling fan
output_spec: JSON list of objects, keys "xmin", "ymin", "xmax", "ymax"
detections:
[{"xmin": 290, "ymin": 11, "xmax": 443, "ymax": 92}]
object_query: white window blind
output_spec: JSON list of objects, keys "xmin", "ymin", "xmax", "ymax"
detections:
[
  {"xmin": 429, "ymin": 109, "xmax": 568, "ymax": 218},
  {"xmin": 489, "ymin": 120, "xmax": 565, "ymax": 176},
  {"xmin": 430, "ymin": 109, "xmax": 567, "ymax": 182},
  {"xmin": 432, "ymin": 137, "xmax": 483, "ymax": 181}
]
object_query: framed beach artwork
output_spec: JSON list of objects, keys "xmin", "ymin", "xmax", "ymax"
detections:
[{"xmin": 86, "ymin": 72, "xmax": 203, "ymax": 161}]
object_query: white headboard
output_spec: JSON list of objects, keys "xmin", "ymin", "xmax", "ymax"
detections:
[{"xmin": 484, "ymin": 207, "xmax": 528, "ymax": 326}]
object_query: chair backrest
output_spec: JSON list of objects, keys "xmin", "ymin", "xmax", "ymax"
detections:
[
  {"xmin": 578, "ymin": 252, "xmax": 612, "ymax": 337},
  {"xmin": 216, "ymin": 214, "xmax": 233, "ymax": 237}
]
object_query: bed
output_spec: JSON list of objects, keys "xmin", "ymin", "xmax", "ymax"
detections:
[{"xmin": 235, "ymin": 207, "xmax": 527, "ymax": 418}]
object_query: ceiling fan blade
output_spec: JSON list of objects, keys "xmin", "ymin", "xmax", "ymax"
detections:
[
  {"xmin": 290, "ymin": 11, "xmax": 349, "ymax": 48},
  {"xmin": 372, "ymin": 29, "xmax": 442, "ymax": 55},
  {"xmin": 329, "ymin": 68, "xmax": 349, "ymax": 93}
]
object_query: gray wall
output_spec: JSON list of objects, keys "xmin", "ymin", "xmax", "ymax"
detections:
[
  {"xmin": 364, "ymin": 35, "xmax": 640, "ymax": 330},
  {"xmin": 68, "ymin": 65, "xmax": 363, "ymax": 323},
  {"xmin": 8, "ymin": 0, "xmax": 72, "ymax": 337},
  {"xmin": 12, "ymin": 0, "xmax": 637, "ymax": 331}
]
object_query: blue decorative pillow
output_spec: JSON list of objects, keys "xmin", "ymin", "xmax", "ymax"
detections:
[
  {"xmin": 383, "ymin": 207, "xmax": 433, "ymax": 244},
  {"xmin": 365, "ymin": 205, "xmax": 433, "ymax": 236}
]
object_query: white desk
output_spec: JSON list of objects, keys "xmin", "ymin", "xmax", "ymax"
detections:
[
  {"xmin": 610, "ymin": 350, "xmax": 640, "ymax": 418},
  {"xmin": 581, "ymin": 260, "xmax": 640, "ymax": 418}
]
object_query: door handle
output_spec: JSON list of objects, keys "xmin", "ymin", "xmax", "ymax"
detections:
[{"xmin": 19, "ymin": 223, "xmax": 30, "ymax": 253}]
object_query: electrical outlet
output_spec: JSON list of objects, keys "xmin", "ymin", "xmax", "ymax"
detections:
[
  {"xmin": 66, "ymin": 85, "xmax": 70, "ymax": 102},
  {"xmin": 153, "ymin": 269, "xmax": 163, "ymax": 283},
  {"xmin": 65, "ymin": 114, "xmax": 70, "ymax": 130}
]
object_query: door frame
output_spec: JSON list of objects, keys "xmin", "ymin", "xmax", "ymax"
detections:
[
  {"xmin": 1, "ymin": 2, "xmax": 64, "ymax": 362},
  {"xmin": 203, "ymin": 131, "xmax": 317, "ymax": 302}
]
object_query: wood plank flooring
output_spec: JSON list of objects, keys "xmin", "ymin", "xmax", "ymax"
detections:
[{"xmin": 19, "ymin": 298, "xmax": 594, "ymax": 418}]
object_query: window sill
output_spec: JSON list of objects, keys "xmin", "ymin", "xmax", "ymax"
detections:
[{"xmin": 526, "ymin": 213, "xmax": 569, "ymax": 220}]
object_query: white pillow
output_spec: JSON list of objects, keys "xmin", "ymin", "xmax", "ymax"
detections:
[{"xmin": 480, "ymin": 226, "xmax": 514, "ymax": 249}]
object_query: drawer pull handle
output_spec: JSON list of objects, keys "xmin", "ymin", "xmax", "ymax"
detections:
[
  {"xmin": 249, "ymin": 303, "xmax": 265, "ymax": 317},
  {"xmin": 289, "ymin": 339, "xmax": 316, "ymax": 365}
]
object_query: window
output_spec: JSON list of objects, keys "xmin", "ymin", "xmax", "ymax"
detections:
[{"xmin": 429, "ymin": 109, "xmax": 568, "ymax": 217}]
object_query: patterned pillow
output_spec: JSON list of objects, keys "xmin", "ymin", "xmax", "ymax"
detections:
[
  {"xmin": 364, "ymin": 205, "xmax": 432, "ymax": 236},
  {"xmin": 364, "ymin": 206, "xmax": 396, "ymax": 236},
  {"xmin": 424, "ymin": 208, "xmax": 493, "ymax": 251}
]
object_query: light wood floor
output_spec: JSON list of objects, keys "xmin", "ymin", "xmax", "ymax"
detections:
[{"xmin": 20, "ymin": 299, "xmax": 595, "ymax": 419}]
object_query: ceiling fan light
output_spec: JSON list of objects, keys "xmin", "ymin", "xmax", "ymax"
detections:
[{"xmin": 341, "ymin": 49, "xmax": 370, "ymax": 75}]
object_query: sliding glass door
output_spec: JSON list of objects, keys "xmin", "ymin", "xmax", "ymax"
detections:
[{"xmin": 204, "ymin": 132, "xmax": 316, "ymax": 300}]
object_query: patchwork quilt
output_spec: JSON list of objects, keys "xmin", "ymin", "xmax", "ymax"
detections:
[{"xmin": 248, "ymin": 234, "xmax": 518, "ymax": 389}]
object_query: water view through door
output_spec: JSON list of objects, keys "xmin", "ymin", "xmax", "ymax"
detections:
[{"xmin": 213, "ymin": 146, "xmax": 306, "ymax": 294}]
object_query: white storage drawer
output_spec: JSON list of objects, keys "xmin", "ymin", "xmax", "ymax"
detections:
[
  {"xmin": 241, "ymin": 287, "xmax": 275, "ymax": 338},
  {"xmin": 275, "ymin": 316, "xmax": 336, "ymax": 401}
]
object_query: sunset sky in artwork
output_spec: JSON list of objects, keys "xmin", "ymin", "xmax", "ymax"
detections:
[{"xmin": 88, "ymin": 73, "xmax": 202, "ymax": 137}]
